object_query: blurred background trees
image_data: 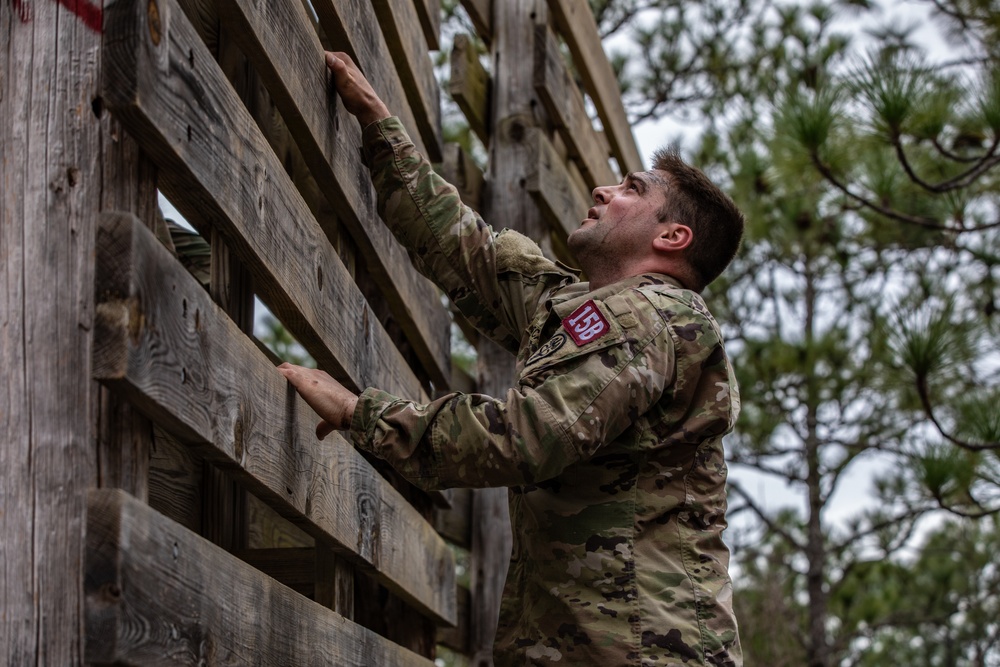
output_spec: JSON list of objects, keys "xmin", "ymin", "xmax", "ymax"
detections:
[{"xmin": 587, "ymin": 0, "xmax": 998, "ymax": 664}]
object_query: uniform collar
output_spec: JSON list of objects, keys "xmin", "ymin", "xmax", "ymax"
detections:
[{"xmin": 549, "ymin": 273, "xmax": 686, "ymax": 320}]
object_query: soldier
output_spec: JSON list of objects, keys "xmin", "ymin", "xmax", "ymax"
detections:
[{"xmin": 279, "ymin": 52, "xmax": 746, "ymax": 666}]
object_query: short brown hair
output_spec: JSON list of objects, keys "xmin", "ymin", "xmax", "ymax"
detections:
[{"xmin": 652, "ymin": 148, "xmax": 745, "ymax": 291}]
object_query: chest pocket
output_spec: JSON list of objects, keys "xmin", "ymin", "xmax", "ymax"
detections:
[{"xmin": 519, "ymin": 300, "xmax": 626, "ymax": 386}]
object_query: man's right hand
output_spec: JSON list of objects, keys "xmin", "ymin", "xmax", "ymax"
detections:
[{"xmin": 325, "ymin": 51, "xmax": 391, "ymax": 128}]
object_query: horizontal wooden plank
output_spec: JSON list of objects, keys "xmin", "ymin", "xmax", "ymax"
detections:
[
  {"xmin": 534, "ymin": 24, "xmax": 615, "ymax": 189},
  {"xmin": 372, "ymin": 0, "xmax": 442, "ymax": 152},
  {"xmin": 92, "ymin": 213, "xmax": 456, "ymax": 626},
  {"xmin": 414, "ymin": 0, "xmax": 442, "ymax": 51},
  {"xmin": 545, "ymin": 0, "xmax": 643, "ymax": 174},
  {"xmin": 525, "ymin": 128, "xmax": 591, "ymax": 244},
  {"xmin": 85, "ymin": 489, "xmax": 437, "ymax": 666},
  {"xmin": 450, "ymin": 34, "xmax": 491, "ymax": 146},
  {"xmin": 215, "ymin": 0, "xmax": 452, "ymax": 389},
  {"xmin": 102, "ymin": 0, "xmax": 426, "ymax": 401},
  {"xmin": 459, "ymin": 0, "xmax": 492, "ymax": 45},
  {"xmin": 310, "ymin": 0, "xmax": 442, "ymax": 161}
]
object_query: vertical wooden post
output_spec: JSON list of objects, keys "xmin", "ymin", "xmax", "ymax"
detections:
[
  {"xmin": 470, "ymin": 1, "xmax": 550, "ymax": 665},
  {"xmin": 1, "ymin": 2, "xmax": 158, "ymax": 663}
]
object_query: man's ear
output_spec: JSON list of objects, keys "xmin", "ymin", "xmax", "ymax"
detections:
[{"xmin": 652, "ymin": 223, "xmax": 693, "ymax": 253}]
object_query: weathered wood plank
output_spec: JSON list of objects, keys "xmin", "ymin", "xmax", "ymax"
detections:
[
  {"xmin": 414, "ymin": 0, "xmax": 442, "ymax": 51},
  {"xmin": 534, "ymin": 24, "xmax": 616, "ymax": 189},
  {"xmin": 371, "ymin": 0, "xmax": 442, "ymax": 150},
  {"xmin": 102, "ymin": 0, "xmax": 426, "ymax": 401},
  {"xmin": 85, "ymin": 489, "xmax": 437, "ymax": 667},
  {"xmin": 310, "ymin": 0, "xmax": 442, "ymax": 160},
  {"xmin": 459, "ymin": 0, "xmax": 493, "ymax": 45},
  {"xmin": 92, "ymin": 213, "xmax": 456, "ymax": 626},
  {"xmin": 545, "ymin": 0, "xmax": 643, "ymax": 174},
  {"xmin": 215, "ymin": 0, "xmax": 452, "ymax": 389},
  {"xmin": 1, "ymin": 1, "xmax": 160, "ymax": 662},
  {"xmin": 450, "ymin": 34, "xmax": 491, "ymax": 146},
  {"xmin": 149, "ymin": 428, "xmax": 203, "ymax": 534},
  {"xmin": 526, "ymin": 127, "xmax": 591, "ymax": 245}
]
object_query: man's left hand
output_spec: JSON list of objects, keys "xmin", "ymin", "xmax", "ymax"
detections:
[{"xmin": 277, "ymin": 363, "xmax": 359, "ymax": 440}]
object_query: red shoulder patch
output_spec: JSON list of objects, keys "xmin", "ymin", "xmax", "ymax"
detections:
[{"xmin": 561, "ymin": 300, "xmax": 610, "ymax": 346}]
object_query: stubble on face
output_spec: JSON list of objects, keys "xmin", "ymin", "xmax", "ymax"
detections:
[{"xmin": 568, "ymin": 171, "xmax": 670, "ymax": 284}]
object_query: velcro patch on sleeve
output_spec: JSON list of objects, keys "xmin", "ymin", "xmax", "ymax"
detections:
[{"xmin": 562, "ymin": 300, "xmax": 611, "ymax": 346}]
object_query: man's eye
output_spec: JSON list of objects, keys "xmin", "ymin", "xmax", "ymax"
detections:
[{"xmin": 629, "ymin": 182, "xmax": 639, "ymax": 192}]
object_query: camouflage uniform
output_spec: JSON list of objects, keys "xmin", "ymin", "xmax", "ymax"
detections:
[{"xmin": 350, "ymin": 117, "xmax": 742, "ymax": 666}]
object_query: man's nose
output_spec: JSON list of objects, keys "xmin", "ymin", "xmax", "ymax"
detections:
[{"xmin": 592, "ymin": 185, "xmax": 612, "ymax": 204}]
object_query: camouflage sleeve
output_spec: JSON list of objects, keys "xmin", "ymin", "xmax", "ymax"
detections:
[
  {"xmin": 349, "ymin": 303, "xmax": 675, "ymax": 490},
  {"xmin": 362, "ymin": 117, "xmax": 575, "ymax": 352}
]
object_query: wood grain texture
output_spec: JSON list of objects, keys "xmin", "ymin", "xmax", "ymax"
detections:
[
  {"xmin": 371, "ymin": 0, "xmax": 443, "ymax": 151},
  {"xmin": 102, "ymin": 0, "xmax": 427, "ymax": 401},
  {"xmin": 533, "ymin": 24, "xmax": 616, "ymax": 189},
  {"xmin": 460, "ymin": 0, "xmax": 493, "ymax": 45},
  {"xmin": 450, "ymin": 34, "xmax": 491, "ymax": 146},
  {"xmin": 92, "ymin": 213, "xmax": 456, "ymax": 626},
  {"xmin": 84, "ymin": 489, "xmax": 437, "ymax": 666},
  {"xmin": 525, "ymin": 127, "xmax": 591, "ymax": 245},
  {"xmin": 414, "ymin": 0, "xmax": 442, "ymax": 51},
  {"xmin": 149, "ymin": 428, "xmax": 204, "ymax": 534},
  {"xmin": 310, "ymin": 0, "xmax": 442, "ymax": 160},
  {"xmin": 215, "ymin": 0, "xmax": 452, "ymax": 389},
  {"xmin": 1, "ymin": 1, "xmax": 162, "ymax": 661},
  {"xmin": 545, "ymin": 0, "xmax": 643, "ymax": 174}
]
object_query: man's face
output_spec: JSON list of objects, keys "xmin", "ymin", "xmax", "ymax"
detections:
[{"xmin": 567, "ymin": 170, "xmax": 670, "ymax": 271}]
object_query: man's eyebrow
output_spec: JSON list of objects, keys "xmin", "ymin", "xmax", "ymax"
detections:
[{"xmin": 624, "ymin": 172, "xmax": 656, "ymax": 192}]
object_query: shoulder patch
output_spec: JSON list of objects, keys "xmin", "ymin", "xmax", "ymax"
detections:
[{"xmin": 562, "ymin": 300, "xmax": 611, "ymax": 346}]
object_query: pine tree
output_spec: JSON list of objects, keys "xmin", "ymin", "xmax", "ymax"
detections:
[{"xmin": 595, "ymin": 1, "xmax": 999, "ymax": 664}]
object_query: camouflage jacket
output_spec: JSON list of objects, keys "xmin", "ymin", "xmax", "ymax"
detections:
[{"xmin": 350, "ymin": 117, "xmax": 742, "ymax": 666}]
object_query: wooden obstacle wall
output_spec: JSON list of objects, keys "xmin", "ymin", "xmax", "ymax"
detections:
[{"xmin": 0, "ymin": 0, "xmax": 640, "ymax": 664}]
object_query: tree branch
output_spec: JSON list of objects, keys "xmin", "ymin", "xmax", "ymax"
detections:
[
  {"xmin": 915, "ymin": 374, "xmax": 1000, "ymax": 451},
  {"xmin": 727, "ymin": 480, "xmax": 805, "ymax": 550},
  {"xmin": 891, "ymin": 133, "xmax": 1000, "ymax": 194},
  {"xmin": 810, "ymin": 151, "xmax": 1000, "ymax": 232}
]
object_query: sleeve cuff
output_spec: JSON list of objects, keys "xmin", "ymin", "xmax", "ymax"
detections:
[
  {"xmin": 349, "ymin": 386, "xmax": 401, "ymax": 453},
  {"xmin": 360, "ymin": 116, "xmax": 409, "ymax": 168}
]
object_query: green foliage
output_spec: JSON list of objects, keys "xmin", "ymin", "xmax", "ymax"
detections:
[
  {"xmin": 256, "ymin": 313, "xmax": 315, "ymax": 368},
  {"xmin": 596, "ymin": 0, "xmax": 1000, "ymax": 663}
]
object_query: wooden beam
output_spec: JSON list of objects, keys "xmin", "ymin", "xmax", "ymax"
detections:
[
  {"xmin": 534, "ymin": 24, "xmax": 616, "ymax": 189},
  {"xmin": 1, "ymin": 2, "xmax": 159, "ymax": 661},
  {"xmin": 102, "ymin": 0, "xmax": 427, "ymax": 402},
  {"xmin": 545, "ymin": 0, "xmax": 643, "ymax": 174},
  {"xmin": 459, "ymin": 0, "xmax": 493, "ymax": 45},
  {"xmin": 85, "ymin": 489, "xmax": 438, "ymax": 666},
  {"xmin": 371, "ymin": 0, "xmax": 443, "ymax": 150},
  {"xmin": 525, "ymin": 128, "xmax": 591, "ymax": 246},
  {"xmin": 215, "ymin": 0, "xmax": 452, "ymax": 389},
  {"xmin": 92, "ymin": 213, "xmax": 456, "ymax": 627},
  {"xmin": 310, "ymin": 0, "xmax": 442, "ymax": 160},
  {"xmin": 414, "ymin": 0, "xmax": 442, "ymax": 51},
  {"xmin": 450, "ymin": 34, "xmax": 491, "ymax": 146}
]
